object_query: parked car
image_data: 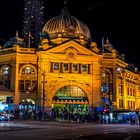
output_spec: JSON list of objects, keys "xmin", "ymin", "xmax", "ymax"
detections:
[
  {"xmin": 0, "ymin": 111, "xmax": 14, "ymax": 121},
  {"xmin": 0, "ymin": 114, "xmax": 9, "ymax": 121}
]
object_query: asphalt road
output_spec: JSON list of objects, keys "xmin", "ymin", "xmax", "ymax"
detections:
[
  {"xmin": 75, "ymin": 132, "xmax": 140, "ymax": 140},
  {"xmin": 0, "ymin": 120, "xmax": 140, "ymax": 140}
]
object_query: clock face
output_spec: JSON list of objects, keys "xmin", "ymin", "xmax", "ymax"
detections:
[{"xmin": 68, "ymin": 52, "xmax": 74, "ymax": 58}]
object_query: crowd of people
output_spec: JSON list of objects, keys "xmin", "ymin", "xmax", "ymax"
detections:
[
  {"xmin": 13, "ymin": 108, "xmax": 100, "ymax": 123},
  {"xmin": 1, "ymin": 107, "xmax": 140, "ymax": 125}
]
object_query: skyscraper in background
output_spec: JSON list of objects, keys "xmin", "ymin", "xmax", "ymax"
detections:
[{"xmin": 23, "ymin": 0, "xmax": 44, "ymax": 48}]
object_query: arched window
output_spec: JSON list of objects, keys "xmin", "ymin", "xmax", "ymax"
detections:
[
  {"xmin": 19, "ymin": 66, "xmax": 37, "ymax": 92},
  {"xmin": 21, "ymin": 66, "xmax": 35, "ymax": 75},
  {"xmin": 0, "ymin": 65, "xmax": 11, "ymax": 89},
  {"xmin": 53, "ymin": 86, "xmax": 88, "ymax": 102}
]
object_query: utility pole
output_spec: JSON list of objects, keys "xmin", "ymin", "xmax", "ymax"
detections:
[
  {"xmin": 42, "ymin": 70, "xmax": 46, "ymax": 121},
  {"xmin": 35, "ymin": 56, "xmax": 39, "ymax": 114},
  {"xmin": 68, "ymin": 103, "xmax": 70, "ymax": 123}
]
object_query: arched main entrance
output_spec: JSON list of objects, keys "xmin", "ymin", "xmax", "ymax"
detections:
[{"xmin": 52, "ymin": 85, "xmax": 89, "ymax": 121}]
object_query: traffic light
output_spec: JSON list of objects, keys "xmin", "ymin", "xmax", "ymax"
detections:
[
  {"xmin": 6, "ymin": 96, "xmax": 14, "ymax": 104},
  {"xmin": 10, "ymin": 97, "xmax": 14, "ymax": 103},
  {"xmin": 135, "ymin": 109, "xmax": 139, "ymax": 115},
  {"xmin": 103, "ymin": 109, "xmax": 109, "ymax": 114}
]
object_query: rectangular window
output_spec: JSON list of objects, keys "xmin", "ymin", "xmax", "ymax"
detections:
[
  {"xmin": 109, "ymin": 83, "xmax": 113, "ymax": 92},
  {"xmin": 82, "ymin": 64, "xmax": 87, "ymax": 72},
  {"xmin": 102, "ymin": 83, "xmax": 107, "ymax": 93},
  {"xmin": 133, "ymin": 102, "xmax": 135, "ymax": 109},
  {"xmin": 131, "ymin": 101, "xmax": 133, "ymax": 108},
  {"xmin": 127, "ymin": 87, "xmax": 129, "ymax": 95},
  {"xmin": 130, "ymin": 88, "xmax": 132, "ymax": 96},
  {"xmin": 119, "ymin": 99, "xmax": 123, "ymax": 108},
  {"xmin": 128, "ymin": 100, "xmax": 131, "ymax": 108},
  {"xmin": 127, "ymin": 100, "xmax": 129, "ymax": 108},
  {"xmin": 64, "ymin": 63, "xmax": 69, "ymax": 71},
  {"xmin": 25, "ymin": 80, "xmax": 31, "ymax": 91},
  {"xmin": 50, "ymin": 62, "xmax": 53, "ymax": 72},
  {"xmin": 118, "ymin": 85, "xmax": 121, "ymax": 93},
  {"xmin": 19, "ymin": 80, "xmax": 24, "ymax": 91},
  {"xmin": 121, "ymin": 85, "xmax": 123, "ymax": 94},
  {"xmin": 133, "ymin": 88, "xmax": 135, "ymax": 96},
  {"xmin": 54, "ymin": 63, "xmax": 59, "ymax": 70},
  {"xmin": 72, "ymin": 64, "xmax": 78, "ymax": 71},
  {"xmin": 88, "ymin": 64, "xmax": 91, "ymax": 74},
  {"xmin": 118, "ymin": 85, "xmax": 123, "ymax": 95},
  {"xmin": 32, "ymin": 80, "xmax": 37, "ymax": 91}
]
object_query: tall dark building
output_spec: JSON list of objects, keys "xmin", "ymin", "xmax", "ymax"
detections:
[{"xmin": 23, "ymin": 0, "xmax": 44, "ymax": 48}]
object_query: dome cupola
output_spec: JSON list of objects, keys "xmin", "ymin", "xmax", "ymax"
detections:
[{"xmin": 42, "ymin": 7, "xmax": 91, "ymax": 42}]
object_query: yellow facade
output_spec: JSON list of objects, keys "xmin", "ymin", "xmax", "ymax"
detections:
[{"xmin": 0, "ymin": 10, "xmax": 140, "ymax": 114}]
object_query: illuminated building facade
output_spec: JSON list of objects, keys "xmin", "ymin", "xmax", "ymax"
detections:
[{"xmin": 0, "ymin": 7, "xmax": 140, "ymax": 115}]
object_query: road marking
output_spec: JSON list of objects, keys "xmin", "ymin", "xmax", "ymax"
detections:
[
  {"xmin": 71, "ymin": 134, "xmax": 82, "ymax": 140},
  {"xmin": 124, "ymin": 132, "xmax": 132, "ymax": 140}
]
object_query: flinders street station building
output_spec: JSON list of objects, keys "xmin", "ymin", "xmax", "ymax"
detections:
[{"xmin": 0, "ymin": 6, "xmax": 140, "ymax": 119}]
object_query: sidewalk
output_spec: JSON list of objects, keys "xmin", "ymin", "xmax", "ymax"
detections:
[
  {"xmin": 1, "ymin": 119, "xmax": 140, "ymax": 133},
  {"xmin": 0, "ymin": 119, "xmax": 92, "ymax": 132},
  {"xmin": 2, "ymin": 118, "xmax": 139, "ymax": 128},
  {"xmin": 11, "ymin": 119, "xmax": 93, "ymax": 127}
]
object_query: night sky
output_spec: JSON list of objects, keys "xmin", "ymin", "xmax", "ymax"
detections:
[{"xmin": 0, "ymin": 0, "xmax": 139, "ymax": 69}]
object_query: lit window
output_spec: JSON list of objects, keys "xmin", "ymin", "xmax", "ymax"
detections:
[
  {"xmin": 25, "ymin": 67, "xmax": 32, "ymax": 74},
  {"xmin": 25, "ymin": 81, "xmax": 31, "ymax": 91},
  {"xmin": 21, "ymin": 66, "xmax": 35, "ymax": 75},
  {"xmin": 20, "ymin": 66, "xmax": 37, "ymax": 92},
  {"xmin": 1, "ymin": 66, "xmax": 10, "ymax": 75},
  {"xmin": 54, "ymin": 86, "xmax": 88, "ymax": 101},
  {"xmin": 102, "ymin": 83, "xmax": 107, "ymax": 93},
  {"xmin": 0, "ymin": 66, "xmax": 11, "ymax": 89},
  {"xmin": 32, "ymin": 81, "xmax": 37, "ymax": 91},
  {"xmin": 127, "ymin": 87, "xmax": 129, "ymax": 95},
  {"xmin": 118, "ymin": 85, "xmax": 121, "ymax": 93},
  {"xmin": 102, "ymin": 71, "xmax": 106, "ymax": 77},
  {"xmin": 82, "ymin": 64, "xmax": 87, "ymax": 71},
  {"xmin": 64, "ymin": 63, "xmax": 68, "ymax": 71},
  {"xmin": 133, "ymin": 88, "xmax": 135, "ymax": 96},
  {"xmin": 119, "ymin": 99, "xmax": 124, "ymax": 108},
  {"xmin": 72, "ymin": 64, "xmax": 78, "ymax": 71},
  {"xmin": 20, "ymin": 80, "xmax": 24, "ymax": 91},
  {"xmin": 54, "ymin": 63, "xmax": 59, "ymax": 70},
  {"xmin": 130, "ymin": 88, "xmax": 132, "ymax": 96}
]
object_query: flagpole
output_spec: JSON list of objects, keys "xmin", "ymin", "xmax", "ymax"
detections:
[
  {"xmin": 28, "ymin": 32, "xmax": 31, "ymax": 48},
  {"xmin": 102, "ymin": 37, "xmax": 104, "ymax": 52},
  {"xmin": 16, "ymin": 30, "xmax": 19, "ymax": 38}
]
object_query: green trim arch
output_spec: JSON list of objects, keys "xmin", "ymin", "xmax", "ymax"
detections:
[{"xmin": 48, "ymin": 80, "xmax": 92, "ymax": 105}]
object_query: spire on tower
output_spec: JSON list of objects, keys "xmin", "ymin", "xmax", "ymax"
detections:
[
  {"xmin": 106, "ymin": 37, "xmax": 109, "ymax": 44},
  {"xmin": 16, "ymin": 30, "xmax": 19, "ymax": 38},
  {"xmin": 64, "ymin": 0, "xmax": 67, "ymax": 6},
  {"xmin": 101, "ymin": 37, "xmax": 105, "ymax": 52}
]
